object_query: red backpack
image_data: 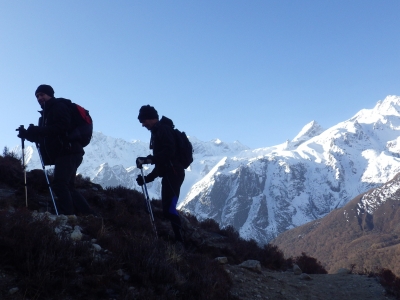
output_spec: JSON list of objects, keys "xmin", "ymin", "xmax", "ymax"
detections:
[{"xmin": 69, "ymin": 103, "xmax": 93, "ymax": 147}]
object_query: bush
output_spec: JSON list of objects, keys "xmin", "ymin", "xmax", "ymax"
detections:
[
  {"xmin": 259, "ymin": 244, "xmax": 287, "ymax": 270},
  {"xmin": 0, "ymin": 210, "xmax": 97, "ymax": 299},
  {"xmin": 0, "ymin": 149, "xmax": 24, "ymax": 188},
  {"xmin": 377, "ymin": 268, "xmax": 400, "ymax": 298},
  {"xmin": 293, "ymin": 252, "xmax": 327, "ymax": 274},
  {"xmin": 199, "ymin": 218, "xmax": 221, "ymax": 232}
]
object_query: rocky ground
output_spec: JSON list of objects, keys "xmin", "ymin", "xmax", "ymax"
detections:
[{"xmin": 224, "ymin": 263, "xmax": 395, "ymax": 300}]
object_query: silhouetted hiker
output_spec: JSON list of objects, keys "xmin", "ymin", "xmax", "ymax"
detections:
[
  {"xmin": 136, "ymin": 105, "xmax": 186, "ymax": 246},
  {"xmin": 17, "ymin": 84, "xmax": 93, "ymax": 216}
]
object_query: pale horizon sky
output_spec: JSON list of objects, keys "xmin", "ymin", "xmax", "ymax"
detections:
[{"xmin": 1, "ymin": 1, "xmax": 399, "ymax": 152}]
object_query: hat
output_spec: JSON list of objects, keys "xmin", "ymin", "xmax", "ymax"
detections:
[
  {"xmin": 138, "ymin": 105, "xmax": 159, "ymax": 122},
  {"xmin": 35, "ymin": 84, "xmax": 54, "ymax": 97}
]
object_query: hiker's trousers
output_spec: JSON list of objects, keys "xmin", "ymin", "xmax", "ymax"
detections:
[
  {"xmin": 161, "ymin": 168, "xmax": 185, "ymax": 242},
  {"xmin": 52, "ymin": 153, "xmax": 92, "ymax": 215}
]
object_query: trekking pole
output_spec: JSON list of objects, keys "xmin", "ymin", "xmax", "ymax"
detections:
[
  {"xmin": 16, "ymin": 125, "xmax": 28, "ymax": 207},
  {"xmin": 140, "ymin": 168, "xmax": 157, "ymax": 237},
  {"xmin": 35, "ymin": 142, "xmax": 59, "ymax": 216}
]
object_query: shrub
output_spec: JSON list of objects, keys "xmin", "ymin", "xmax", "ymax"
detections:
[
  {"xmin": 0, "ymin": 210, "xmax": 97, "ymax": 299},
  {"xmin": 219, "ymin": 225, "xmax": 240, "ymax": 240},
  {"xmin": 0, "ymin": 150, "xmax": 24, "ymax": 188},
  {"xmin": 259, "ymin": 244, "xmax": 287, "ymax": 270},
  {"xmin": 377, "ymin": 268, "xmax": 400, "ymax": 298},
  {"xmin": 2, "ymin": 146, "xmax": 21, "ymax": 161},
  {"xmin": 199, "ymin": 218, "xmax": 221, "ymax": 232},
  {"xmin": 293, "ymin": 252, "xmax": 327, "ymax": 274}
]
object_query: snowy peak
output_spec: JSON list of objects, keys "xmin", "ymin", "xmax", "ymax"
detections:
[
  {"xmin": 277, "ymin": 121, "xmax": 324, "ymax": 151},
  {"xmin": 180, "ymin": 95, "xmax": 400, "ymax": 245},
  {"xmin": 190, "ymin": 136, "xmax": 250, "ymax": 157},
  {"xmin": 292, "ymin": 120, "xmax": 323, "ymax": 142},
  {"xmin": 374, "ymin": 95, "xmax": 400, "ymax": 117},
  {"xmin": 353, "ymin": 95, "xmax": 400, "ymax": 123},
  {"xmin": 287, "ymin": 120, "xmax": 324, "ymax": 149}
]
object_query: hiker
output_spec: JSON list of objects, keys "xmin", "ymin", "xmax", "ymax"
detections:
[
  {"xmin": 16, "ymin": 84, "xmax": 93, "ymax": 216},
  {"xmin": 136, "ymin": 105, "xmax": 185, "ymax": 245}
]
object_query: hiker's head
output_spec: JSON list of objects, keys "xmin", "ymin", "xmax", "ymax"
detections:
[
  {"xmin": 138, "ymin": 105, "xmax": 159, "ymax": 130},
  {"xmin": 35, "ymin": 84, "xmax": 54, "ymax": 107}
]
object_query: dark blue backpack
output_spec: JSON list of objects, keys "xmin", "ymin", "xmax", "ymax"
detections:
[{"xmin": 174, "ymin": 129, "xmax": 193, "ymax": 169}]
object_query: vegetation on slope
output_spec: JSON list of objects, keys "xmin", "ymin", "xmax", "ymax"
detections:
[
  {"xmin": 1, "ymin": 147, "xmax": 398, "ymax": 299},
  {"xmin": 0, "ymin": 148, "xmax": 289, "ymax": 299}
]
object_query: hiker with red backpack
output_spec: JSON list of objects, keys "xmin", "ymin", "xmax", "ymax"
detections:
[
  {"xmin": 17, "ymin": 84, "xmax": 93, "ymax": 216},
  {"xmin": 136, "ymin": 105, "xmax": 193, "ymax": 247}
]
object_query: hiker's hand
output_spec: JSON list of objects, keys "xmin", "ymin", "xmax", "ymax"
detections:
[
  {"xmin": 26, "ymin": 124, "xmax": 40, "ymax": 135},
  {"xmin": 17, "ymin": 126, "xmax": 36, "ymax": 142},
  {"xmin": 17, "ymin": 127, "xmax": 28, "ymax": 139},
  {"xmin": 136, "ymin": 174, "xmax": 154, "ymax": 186},
  {"xmin": 19, "ymin": 124, "xmax": 40, "ymax": 142},
  {"xmin": 136, "ymin": 157, "xmax": 152, "ymax": 169},
  {"xmin": 136, "ymin": 175, "xmax": 144, "ymax": 186}
]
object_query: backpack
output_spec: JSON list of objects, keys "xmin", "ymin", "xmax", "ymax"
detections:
[
  {"xmin": 64, "ymin": 100, "xmax": 93, "ymax": 147},
  {"xmin": 174, "ymin": 129, "xmax": 194, "ymax": 169}
]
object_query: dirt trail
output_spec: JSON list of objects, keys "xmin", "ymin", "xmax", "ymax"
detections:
[{"xmin": 224, "ymin": 264, "xmax": 395, "ymax": 300}]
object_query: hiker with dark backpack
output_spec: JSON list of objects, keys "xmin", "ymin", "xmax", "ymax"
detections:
[
  {"xmin": 136, "ymin": 105, "xmax": 193, "ymax": 248},
  {"xmin": 17, "ymin": 84, "xmax": 94, "ymax": 216}
]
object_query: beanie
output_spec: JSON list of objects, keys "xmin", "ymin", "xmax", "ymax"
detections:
[
  {"xmin": 138, "ymin": 105, "xmax": 159, "ymax": 122},
  {"xmin": 35, "ymin": 84, "xmax": 54, "ymax": 97}
]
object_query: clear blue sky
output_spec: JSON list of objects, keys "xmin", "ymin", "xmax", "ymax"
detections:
[{"xmin": 1, "ymin": 1, "xmax": 399, "ymax": 151}]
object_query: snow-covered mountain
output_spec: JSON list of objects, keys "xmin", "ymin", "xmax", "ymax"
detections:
[
  {"xmin": 15, "ymin": 95, "xmax": 400, "ymax": 246},
  {"xmin": 17, "ymin": 133, "xmax": 249, "ymax": 201},
  {"xmin": 178, "ymin": 95, "xmax": 400, "ymax": 245}
]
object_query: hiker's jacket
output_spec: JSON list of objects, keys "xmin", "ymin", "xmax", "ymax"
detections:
[
  {"xmin": 35, "ymin": 98, "xmax": 84, "ymax": 164},
  {"xmin": 147, "ymin": 116, "xmax": 184, "ymax": 180}
]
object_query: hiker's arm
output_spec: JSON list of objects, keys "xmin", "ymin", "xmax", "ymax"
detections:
[
  {"xmin": 146, "ymin": 167, "xmax": 159, "ymax": 182},
  {"xmin": 150, "ymin": 126, "xmax": 176, "ymax": 164}
]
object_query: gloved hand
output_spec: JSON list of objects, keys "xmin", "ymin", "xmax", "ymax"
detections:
[
  {"xmin": 16, "ymin": 127, "xmax": 28, "ymax": 139},
  {"xmin": 16, "ymin": 124, "xmax": 39, "ymax": 142},
  {"xmin": 136, "ymin": 156, "xmax": 153, "ymax": 169},
  {"xmin": 136, "ymin": 175, "xmax": 145, "ymax": 186},
  {"xmin": 18, "ymin": 124, "xmax": 41, "ymax": 143},
  {"xmin": 136, "ymin": 174, "xmax": 156, "ymax": 186},
  {"xmin": 26, "ymin": 124, "xmax": 41, "ymax": 136}
]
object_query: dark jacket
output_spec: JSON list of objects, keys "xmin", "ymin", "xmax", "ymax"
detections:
[
  {"xmin": 147, "ymin": 116, "xmax": 183, "ymax": 180},
  {"xmin": 36, "ymin": 98, "xmax": 84, "ymax": 165}
]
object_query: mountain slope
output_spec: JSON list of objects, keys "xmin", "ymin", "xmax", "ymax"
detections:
[
  {"xmin": 272, "ymin": 172, "xmax": 400, "ymax": 277},
  {"xmin": 15, "ymin": 95, "xmax": 400, "ymax": 246},
  {"xmin": 0, "ymin": 152, "xmax": 396, "ymax": 300},
  {"xmin": 179, "ymin": 95, "xmax": 400, "ymax": 244}
]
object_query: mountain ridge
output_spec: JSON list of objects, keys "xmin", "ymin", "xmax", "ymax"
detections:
[
  {"xmin": 14, "ymin": 95, "xmax": 400, "ymax": 246},
  {"xmin": 272, "ymin": 171, "xmax": 400, "ymax": 277},
  {"xmin": 179, "ymin": 95, "xmax": 400, "ymax": 244}
]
